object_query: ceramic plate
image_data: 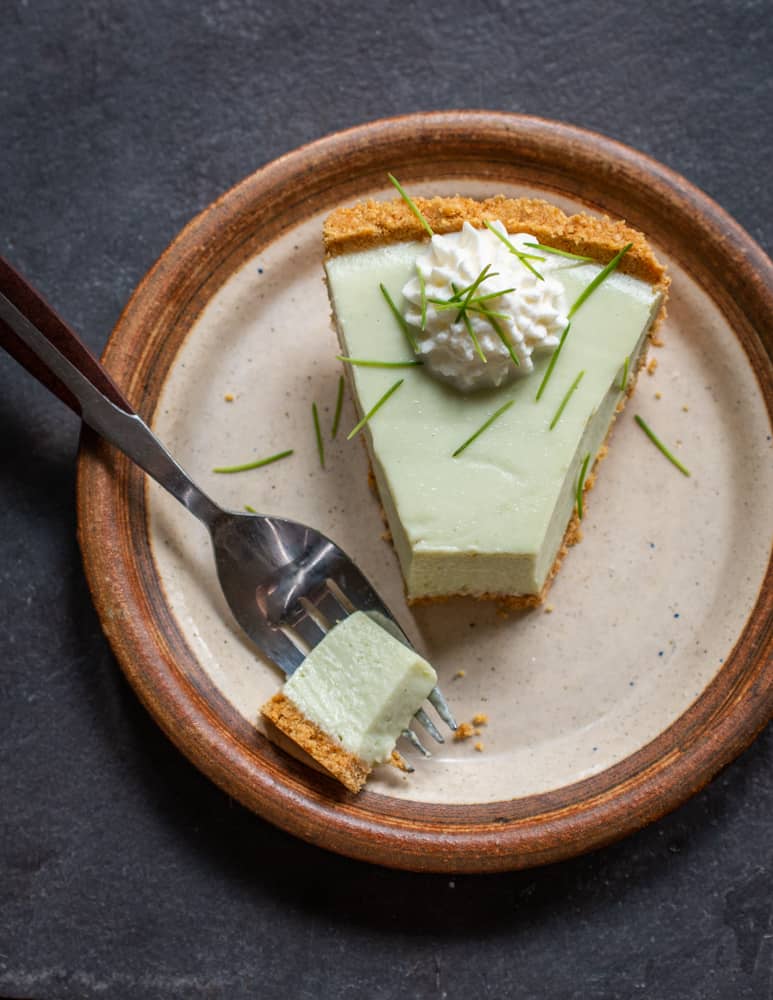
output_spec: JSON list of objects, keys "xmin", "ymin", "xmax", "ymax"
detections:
[{"xmin": 77, "ymin": 113, "xmax": 773, "ymax": 872}]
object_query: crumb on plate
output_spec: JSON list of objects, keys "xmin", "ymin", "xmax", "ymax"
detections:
[{"xmin": 453, "ymin": 722, "xmax": 474, "ymax": 742}]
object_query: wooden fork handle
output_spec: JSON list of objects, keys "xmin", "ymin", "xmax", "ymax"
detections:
[{"xmin": 0, "ymin": 254, "xmax": 133, "ymax": 416}]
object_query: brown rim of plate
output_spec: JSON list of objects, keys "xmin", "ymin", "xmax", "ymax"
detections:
[{"xmin": 76, "ymin": 111, "xmax": 773, "ymax": 873}]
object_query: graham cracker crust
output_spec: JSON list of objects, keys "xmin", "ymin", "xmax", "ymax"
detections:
[
  {"xmin": 261, "ymin": 692, "xmax": 370, "ymax": 794},
  {"xmin": 324, "ymin": 195, "xmax": 669, "ymax": 294}
]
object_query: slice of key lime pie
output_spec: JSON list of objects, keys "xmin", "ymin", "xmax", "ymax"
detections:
[
  {"xmin": 324, "ymin": 184, "xmax": 669, "ymax": 605},
  {"xmin": 262, "ymin": 612, "xmax": 436, "ymax": 793}
]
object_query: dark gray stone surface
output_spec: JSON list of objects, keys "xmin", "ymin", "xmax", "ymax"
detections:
[{"xmin": 1, "ymin": 1, "xmax": 771, "ymax": 997}]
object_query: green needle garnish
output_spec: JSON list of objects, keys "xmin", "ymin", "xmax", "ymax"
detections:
[
  {"xmin": 213, "ymin": 449, "xmax": 294, "ymax": 474},
  {"xmin": 535, "ymin": 322, "xmax": 572, "ymax": 402},
  {"xmin": 451, "ymin": 282, "xmax": 487, "ymax": 362},
  {"xmin": 429, "ymin": 295, "xmax": 513, "ymax": 314},
  {"xmin": 524, "ymin": 242, "xmax": 595, "ymax": 262},
  {"xmin": 484, "ymin": 220, "xmax": 544, "ymax": 280},
  {"xmin": 244, "ymin": 504, "xmax": 257, "ymax": 514},
  {"xmin": 476, "ymin": 306, "xmax": 520, "ymax": 367},
  {"xmin": 467, "ymin": 307, "xmax": 511, "ymax": 320},
  {"xmin": 576, "ymin": 453, "xmax": 591, "ymax": 519},
  {"xmin": 388, "ymin": 173, "xmax": 434, "ymax": 237},
  {"xmin": 428, "ymin": 299, "xmax": 477, "ymax": 310},
  {"xmin": 380, "ymin": 283, "xmax": 419, "ymax": 353},
  {"xmin": 619, "ymin": 356, "xmax": 630, "ymax": 393},
  {"xmin": 331, "ymin": 375, "xmax": 345, "ymax": 439},
  {"xmin": 569, "ymin": 243, "xmax": 633, "ymax": 318},
  {"xmin": 468, "ymin": 287, "xmax": 516, "ymax": 304},
  {"xmin": 347, "ymin": 378, "xmax": 404, "ymax": 440},
  {"xmin": 429, "ymin": 277, "xmax": 518, "ymax": 367},
  {"xmin": 461, "ymin": 310, "xmax": 487, "ymax": 364},
  {"xmin": 452, "ymin": 398, "xmax": 516, "ymax": 457},
  {"xmin": 634, "ymin": 415, "xmax": 691, "ymax": 476},
  {"xmin": 450, "ymin": 272, "xmax": 501, "ymax": 300},
  {"xmin": 312, "ymin": 402, "xmax": 325, "ymax": 468},
  {"xmin": 418, "ymin": 269, "xmax": 427, "ymax": 330},
  {"xmin": 455, "ymin": 264, "xmax": 492, "ymax": 323},
  {"xmin": 337, "ymin": 356, "xmax": 423, "ymax": 368},
  {"xmin": 549, "ymin": 370, "xmax": 585, "ymax": 430}
]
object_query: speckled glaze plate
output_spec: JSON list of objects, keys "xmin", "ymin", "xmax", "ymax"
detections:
[{"xmin": 77, "ymin": 113, "xmax": 773, "ymax": 872}]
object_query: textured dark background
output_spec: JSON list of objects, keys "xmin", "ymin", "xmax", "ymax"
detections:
[{"xmin": 1, "ymin": 1, "xmax": 771, "ymax": 998}]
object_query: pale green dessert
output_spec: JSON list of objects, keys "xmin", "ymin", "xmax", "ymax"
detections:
[
  {"xmin": 262, "ymin": 612, "xmax": 436, "ymax": 792},
  {"xmin": 324, "ymin": 196, "xmax": 668, "ymax": 604}
]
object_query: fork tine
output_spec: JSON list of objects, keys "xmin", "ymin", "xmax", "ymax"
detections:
[
  {"xmin": 325, "ymin": 576, "xmax": 356, "ymax": 614},
  {"xmin": 314, "ymin": 589, "xmax": 348, "ymax": 628},
  {"xmin": 298, "ymin": 596, "xmax": 332, "ymax": 633},
  {"xmin": 251, "ymin": 627, "xmax": 306, "ymax": 674},
  {"xmin": 401, "ymin": 727, "xmax": 432, "ymax": 757},
  {"xmin": 286, "ymin": 613, "xmax": 327, "ymax": 652},
  {"xmin": 428, "ymin": 686, "xmax": 458, "ymax": 731},
  {"xmin": 414, "ymin": 707, "xmax": 444, "ymax": 744}
]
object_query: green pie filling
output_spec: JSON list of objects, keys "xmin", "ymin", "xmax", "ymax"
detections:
[
  {"xmin": 283, "ymin": 612, "xmax": 436, "ymax": 764},
  {"xmin": 326, "ymin": 243, "xmax": 662, "ymax": 600}
]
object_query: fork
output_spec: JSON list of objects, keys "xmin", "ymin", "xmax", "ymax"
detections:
[{"xmin": 0, "ymin": 255, "xmax": 456, "ymax": 762}]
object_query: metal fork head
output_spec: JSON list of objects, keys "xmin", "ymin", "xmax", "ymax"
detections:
[
  {"xmin": 209, "ymin": 512, "xmax": 406, "ymax": 664},
  {"xmin": 209, "ymin": 510, "xmax": 456, "ymax": 749}
]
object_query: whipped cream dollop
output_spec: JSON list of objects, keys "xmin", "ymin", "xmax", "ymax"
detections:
[{"xmin": 401, "ymin": 221, "xmax": 568, "ymax": 392}]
